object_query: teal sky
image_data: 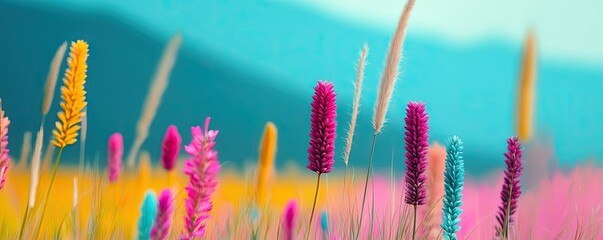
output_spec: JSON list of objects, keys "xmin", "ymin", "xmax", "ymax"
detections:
[
  {"xmin": 1, "ymin": 1, "xmax": 602, "ymax": 174},
  {"xmin": 296, "ymin": 0, "xmax": 603, "ymax": 66}
]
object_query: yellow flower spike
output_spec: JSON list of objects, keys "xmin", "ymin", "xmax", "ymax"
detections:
[
  {"xmin": 256, "ymin": 122, "xmax": 277, "ymax": 207},
  {"xmin": 33, "ymin": 40, "xmax": 89, "ymax": 239},
  {"xmin": 516, "ymin": 31, "xmax": 537, "ymax": 142},
  {"xmin": 51, "ymin": 40, "xmax": 88, "ymax": 149}
]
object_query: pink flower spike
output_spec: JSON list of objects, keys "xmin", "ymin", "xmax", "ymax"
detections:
[
  {"xmin": 161, "ymin": 125, "xmax": 182, "ymax": 171},
  {"xmin": 108, "ymin": 133, "xmax": 124, "ymax": 183},
  {"xmin": 0, "ymin": 107, "xmax": 9, "ymax": 191},
  {"xmin": 282, "ymin": 200, "xmax": 298, "ymax": 240},
  {"xmin": 404, "ymin": 101, "xmax": 429, "ymax": 206},
  {"xmin": 181, "ymin": 117, "xmax": 221, "ymax": 239},
  {"xmin": 151, "ymin": 188, "xmax": 174, "ymax": 240},
  {"xmin": 307, "ymin": 80, "xmax": 337, "ymax": 174}
]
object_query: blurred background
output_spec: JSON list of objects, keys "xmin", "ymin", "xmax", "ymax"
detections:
[{"xmin": 0, "ymin": 0, "xmax": 602, "ymax": 175}]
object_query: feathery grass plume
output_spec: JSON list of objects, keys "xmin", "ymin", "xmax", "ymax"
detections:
[
  {"xmin": 28, "ymin": 129, "xmax": 44, "ymax": 208},
  {"xmin": 0, "ymin": 99, "xmax": 10, "ymax": 191},
  {"xmin": 108, "ymin": 133, "xmax": 124, "ymax": 183},
  {"xmin": 403, "ymin": 101, "xmax": 429, "ymax": 240},
  {"xmin": 73, "ymin": 177, "xmax": 78, "ymax": 210},
  {"xmin": 160, "ymin": 125, "xmax": 181, "ymax": 171},
  {"xmin": 138, "ymin": 190, "xmax": 158, "ymax": 240},
  {"xmin": 19, "ymin": 128, "xmax": 42, "ymax": 239},
  {"xmin": 182, "ymin": 117, "xmax": 221, "ymax": 239},
  {"xmin": 282, "ymin": 200, "xmax": 298, "ymax": 240},
  {"xmin": 372, "ymin": 0, "xmax": 416, "ymax": 134},
  {"xmin": 79, "ymin": 110, "xmax": 87, "ymax": 174},
  {"xmin": 496, "ymin": 137, "xmax": 523, "ymax": 239},
  {"xmin": 358, "ymin": 1, "xmax": 416, "ymax": 237},
  {"xmin": 256, "ymin": 122, "xmax": 277, "ymax": 207},
  {"xmin": 420, "ymin": 142, "xmax": 446, "ymax": 239},
  {"xmin": 516, "ymin": 31, "xmax": 537, "ymax": 142},
  {"xmin": 42, "ymin": 42, "xmax": 67, "ymax": 117},
  {"xmin": 151, "ymin": 189, "xmax": 173, "ymax": 240},
  {"xmin": 126, "ymin": 34, "xmax": 182, "ymax": 168},
  {"xmin": 343, "ymin": 44, "xmax": 368, "ymax": 166},
  {"xmin": 51, "ymin": 40, "xmax": 88, "ymax": 148},
  {"xmin": 306, "ymin": 80, "xmax": 337, "ymax": 239},
  {"xmin": 17, "ymin": 131, "xmax": 31, "ymax": 170},
  {"xmin": 441, "ymin": 136, "xmax": 465, "ymax": 240}
]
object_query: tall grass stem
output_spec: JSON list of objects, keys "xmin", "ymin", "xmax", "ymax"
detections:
[{"xmin": 356, "ymin": 133, "xmax": 378, "ymax": 240}]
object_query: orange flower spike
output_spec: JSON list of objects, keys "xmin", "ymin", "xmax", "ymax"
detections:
[{"xmin": 52, "ymin": 40, "xmax": 88, "ymax": 148}]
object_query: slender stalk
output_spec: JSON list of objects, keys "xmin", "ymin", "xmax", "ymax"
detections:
[
  {"xmin": 503, "ymin": 182, "xmax": 514, "ymax": 239},
  {"xmin": 412, "ymin": 204, "xmax": 417, "ymax": 240},
  {"xmin": 306, "ymin": 173, "xmax": 322, "ymax": 240},
  {"xmin": 340, "ymin": 165, "xmax": 348, "ymax": 209},
  {"xmin": 78, "ymin": 137, "xmax": 85, "ymax": 175},
  {"xmin": 356, "ymin": 133, "xmax": 378, "ymax": 240},
  {"xmin": 18, "ymin": 202, "xmax": 30, "ymax": 240},
  {"xmin": 369, "ymin": 178, "xmax": 375, "ymax": 240},
  {"xmin": 276, "ymin": 217, "xmax": 281, "ymax": 240},
  {"xmin": 34, "ymin": 147, "xmax": 64, "ymax": 239},
  {"xmin": 20, "ymin": 120, "xmax": 47, "ymax": 239}
]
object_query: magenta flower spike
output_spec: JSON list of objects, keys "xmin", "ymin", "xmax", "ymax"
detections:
[
  {"xmin": 496, "ymin": 137, "xmax": 523, "ymax": 238},
  {"xmin": 306, "ymin": 80, "xmax": 337, "ymax": 174},
  {"xmin": 181, "ymin": 117, "xmax": 221, "ymax": 239},
  {"xmin": 403, "ymin": 101, "xmax": 429, "ymax": 206},
  {"xmin": 305, "ymin": 80, "xmax": 337, "ymax": 236},
  {"xmin": 0, "ymin": 106, "xmax": 10, "ymax": 191},
  {"xmin": 161, "ymin": 125, "xmax": 182, "ymax": 171},
  {"xmin": 151, "ymin": 188, "xmax": 174, "ymax": 240},
  {"xmin": 107, "ymin": 133, "xmax": 123, "ymax": 183},
  {"xmin": 282, "ymin": 200, "xmax": 298, "ymax": 240}
]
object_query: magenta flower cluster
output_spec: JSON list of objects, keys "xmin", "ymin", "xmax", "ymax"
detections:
[
  {"xmin": 182, "ymin": 117, "xmax": 221, "ymax": 239},
  {"xmin": 0, "ymin": 112, "xmax": 9, "ymax": 191},
  {"xmin": 151, "ymin": 188, "xmax": 174, "ymax": 240},
  {"xmin": 306, "ymin": 80, "xmax": 337, "ymax": 174},
  {"xmin": 161, "ymin": 125, "xmax": 182, "ymax": 171},
  {"xmin": 496, "ymin": 137, "xmax": 523, "ymax": 236},
  {"xmin": 282, "ymin": 200, "xmax": 298, "ymax": 240},
  {"xmin": 403, "ymin": 101, "xmax": 429, "ymax": 206},
  {"xmin": 107, "ymin": 133, "xmax": 123, "ymax": 183}
]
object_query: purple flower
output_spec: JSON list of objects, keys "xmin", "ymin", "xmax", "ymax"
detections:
[
  {"xmin": 161, "ymin": 125, "xmax": 182, "ymax": 171},
  {"xmin": 496, "ymin": 137, "xmax": 523, "ymax": 237},
  {"xmin": 107, "ymin": 133, "xmax": 123, "ymax": 183},
  {"xmin": 307, "ymin": 80, "xmax": 337, "ymax": 174},
  {"xmin": 181, "ymin": 117, "xmax": 221, "ymax": 239},
  {"xmin": 282, "ymin": 200, "xmax": 298, "ymax": 240},
  {"xmin": 0, "ymin": 107, "xmax": 10, "ymax": 191},
  {"xmin": 403, "ymin": 101, "xmax": 429, "ymax": 206},
  {"xmin": 151, "ymin": 188, "xmax": 174, "ymax": 240}
]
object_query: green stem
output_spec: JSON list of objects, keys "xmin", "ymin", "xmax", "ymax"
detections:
[
  {"xmin": 503, "ymin": 180, "xmax": 513, "ymax": 240},
  {"xmin": 412, "ymin": 204, "xmax": 417, "ymax": 240},
  {"xmin": 18, "ymin": 203, "xmax": 30, "ymax": 240},
  {"xmin": 341, "ymin": 164, "xmax": 350, "ymax": 232},
  {"xmin": 306, "ymin": 173, "xmax": 322, "ymax": 240},
  {"xmin": 34, "ymin": 147, "xmax": 64, "ymax": 239},
  {"xmin": 355, "ymin": 133, "xmax": 378, "ymax": 240},
  {"xmin": 20, "ymin": 121, "xmax": 46, "ymax": 240}
]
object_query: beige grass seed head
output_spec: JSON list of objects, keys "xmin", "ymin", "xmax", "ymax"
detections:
[
  {"xmin": 372, "ymin": 0, "xmax": 416, "ymax": 135},
  {"xmin": 126, "ymin": 34, "xmax": 182, "ymax": 168},
  {"xmin": 343, "ymin": 44, "xmax": 368, "ymax": 166}
]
